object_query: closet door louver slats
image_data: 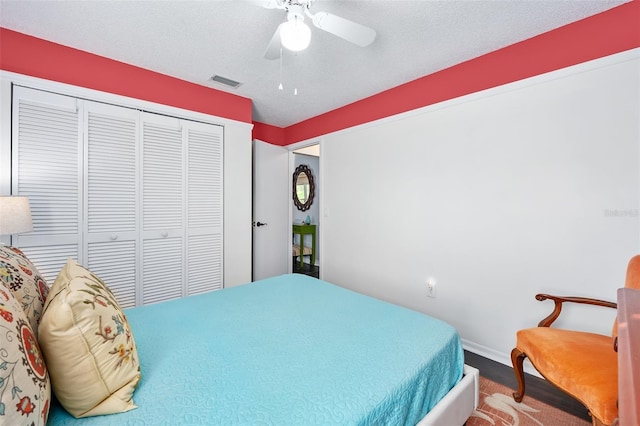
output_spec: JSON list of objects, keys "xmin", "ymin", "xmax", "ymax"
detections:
[
  {"xmin": 87, "ymin": 241, "xmax": 137, "ymax": 308},
  {"xmin": 143, "ymin": 118, "xmax": 183, "ymax": 232},
  {"xmin": 15, "ymin": 97, "xmax": 79, "ymax": 236},
  {"xmin": 143, "ymin": 237, "xmax": 183, "ymax": 304},
  {"xmin": 187, "ymin": 234, "xmax": 222, "ymax": 295},
  {"xmin": 141, "ymin": 114, "xmax": 184, "ymax": 303},
  {"xmin": 12, "ymin": 87, "xmax": 81, "ymax": 279},
  {"xmin": 186, "ymin": 123, "xmax": 223, "ymax": 294},
  {"xmin": 188, "ymin": 127, "xmax": 222, "ymax": 230},
  {"xmin": 87, "ymin": 107, "xmax": 138, "ymax": 234},
  {"xmin": 85, "ymin": 102, "xmax": 139, "ymax": 307}
]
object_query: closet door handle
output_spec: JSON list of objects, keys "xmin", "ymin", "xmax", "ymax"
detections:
[
  {"xmin": 110, "ymin": 235, "xmax": 118, "ymax": 241},
  {"xmin": 161, "ymin": 232, "xmax": 169, "ymax": 238}
]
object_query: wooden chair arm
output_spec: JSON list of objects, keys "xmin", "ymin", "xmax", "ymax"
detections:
[{"xmin": 535, "ymin": 293, "xmax": 617, "ymax": 327}]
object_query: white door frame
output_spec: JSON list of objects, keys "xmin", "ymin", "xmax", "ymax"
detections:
[{"xmin": 288, "ymin": 139, "xmax": 322, "ymax": 279}]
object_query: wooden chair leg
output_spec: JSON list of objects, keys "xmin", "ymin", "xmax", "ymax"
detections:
[{"xmin": 511, "ymin": 347, "xmax": 527, "ymax": 402}]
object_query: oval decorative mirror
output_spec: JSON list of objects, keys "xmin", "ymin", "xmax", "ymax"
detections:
[{"xmin": 293, "ymin": 164, "xmax": 315, "ymax": 211}]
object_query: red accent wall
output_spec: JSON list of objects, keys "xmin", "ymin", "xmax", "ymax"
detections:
[
  {"xmin": 2, "ymin": 1, "xmax": 639, "ymax": 146},
  {"xmin": 255, "ymin": 1, "xmax": 640, "ymax": 146},
  {"xmin": 252, "ymin": 122, "xmax": 286, "ymax": 145},
  {"xmin": 0, "ymin": 28, "xmax": 252, "ymax": 124}
]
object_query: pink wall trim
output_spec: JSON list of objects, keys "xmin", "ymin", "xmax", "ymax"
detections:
[
  {"xmin": 0, "ymin": 28, "xmax": 252, "ymax": 124},
  {"xmin": 254, "ymin": 1, "xmax": 640, "ymax": 146},
  {"xmin": 252, "ymin": 122, "xmax": 286, "ymax": 145},
  {"xmin": 1, "ymin": 1, "xmax": 638, "ymax": 147}
]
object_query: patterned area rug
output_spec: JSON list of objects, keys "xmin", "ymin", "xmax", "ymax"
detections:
[{"xmin": 466, "ymin": 377, "xmax": 591, "ymax": 426}]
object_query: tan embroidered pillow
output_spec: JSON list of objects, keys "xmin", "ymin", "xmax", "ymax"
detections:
[{"xmin": 38, "ymin": 258, "xmax": 141, "ymax": 418}]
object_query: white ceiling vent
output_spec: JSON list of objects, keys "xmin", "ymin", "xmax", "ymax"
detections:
[{"xmin": 210, "ymin": 74, "xmax": 242, "ymax": 89}]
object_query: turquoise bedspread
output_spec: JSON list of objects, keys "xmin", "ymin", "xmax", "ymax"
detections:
[{"xmin": 48, "ymin": 274, "xmax": 463, "ymax": 425}]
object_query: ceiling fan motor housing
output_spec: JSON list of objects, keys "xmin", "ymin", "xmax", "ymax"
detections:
[
  {"xmin": 263, "ymin": 0, "xmax": 375, "ymax": 59},
  {"xmin": 281, "ymin": 4, "xmax": 311, "ymax": 51}
]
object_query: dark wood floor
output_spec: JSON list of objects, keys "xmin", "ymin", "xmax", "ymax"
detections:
[
  {"xmin": 464, "ymin": 350, "xmax": 591, "ymax": 422},
  {"xmin": 292, "ymin": 260, "xmax": 319, "ymax": 278}
]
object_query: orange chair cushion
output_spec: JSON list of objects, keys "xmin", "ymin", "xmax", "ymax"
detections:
[{"xmin": 516, "ymin": 327, "xmax": 618, "ymax": 425}]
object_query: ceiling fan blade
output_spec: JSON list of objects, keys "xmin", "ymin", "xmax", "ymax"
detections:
[
  {"xmin": 311, "ymin": 11, "xmax": 376, "ymax": 47},
  {"xmin": 264, "ymin": 25, "xmax": 282, "ymax": 60}
]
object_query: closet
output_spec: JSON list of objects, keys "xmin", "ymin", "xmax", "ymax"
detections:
[{"xmin": 11, "ymin": 86, "xmax": 223, "ymax": 308}]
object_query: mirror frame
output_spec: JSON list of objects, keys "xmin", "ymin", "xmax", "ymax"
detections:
[{"xmin": 293, "ymin": 164, "xmax": 315, "ymax": 212}]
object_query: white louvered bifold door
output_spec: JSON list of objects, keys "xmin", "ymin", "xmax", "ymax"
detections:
[
  {"xmin": 141, "ymin": 113, "xmax": 184, "ymax": 304},
  {"xmin": 186, "ymin": 121, "xmax": 223, "ymax": 295},
  {"xmin": 84, "ymin": 101, "xmax": 139, "ymax": 308},
  {"xmin": 12, "ymin": 87, "xmax": 225, "ymax": 306},
  {"xmin": 12, "ymin": 87, "xmax": 81, "ymax": 283}
]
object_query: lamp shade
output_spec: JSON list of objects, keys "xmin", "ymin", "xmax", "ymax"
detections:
[
  {"xmin": 0, "ymin": 196, "xmax": 33, "ymax": 235},
  {"xmin": 280, "ymin": 16, "xmax": 311, "ymax": 52}
]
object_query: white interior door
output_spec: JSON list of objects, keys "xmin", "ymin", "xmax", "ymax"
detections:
[{"xmin": 252, "ymin": 140, "xmax": 290, "ymax": 281}]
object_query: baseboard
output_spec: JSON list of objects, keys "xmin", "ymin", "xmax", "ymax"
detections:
[{"xmin": 461, "ymin": 338, "xmax": 542, "ymax": 379}]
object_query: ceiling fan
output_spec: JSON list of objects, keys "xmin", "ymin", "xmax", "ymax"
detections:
[{"xmin": 261, "ymin": 0, "xmax": 377, "ymax": 59}]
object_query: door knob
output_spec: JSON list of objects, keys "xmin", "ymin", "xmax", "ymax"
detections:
[{"xmin": 255, "ymin": 221, "xmax": 268, "ymax": 227}]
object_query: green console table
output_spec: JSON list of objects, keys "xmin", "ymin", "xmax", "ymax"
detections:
[{"xmin": 292, "ymin": 223, "xmax": 316, "ymax": 268}]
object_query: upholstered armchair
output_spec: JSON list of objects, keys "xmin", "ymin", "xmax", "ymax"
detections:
[{"xmin": 511, "ymin": 255, "xmax": 640, "ymax": 426}]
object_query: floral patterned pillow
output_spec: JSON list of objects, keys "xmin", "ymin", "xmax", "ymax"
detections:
[
  {"xmin": 38, "ymin": 258, "xmax": 141, "ymax": 418},
  {"xmin": 0, "ymin": 282, "xmax": 51, "ymax": 425},
  {"xmin": 0, "ymin": 245, "xmax": 49, "ymax": 335}
]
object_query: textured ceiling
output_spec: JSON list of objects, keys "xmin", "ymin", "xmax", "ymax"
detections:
[{"xmin": 0, "ymin": 0, "xmax": 628, "ymax": 127}]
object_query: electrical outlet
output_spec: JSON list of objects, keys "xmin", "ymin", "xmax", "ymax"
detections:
[{"xmin": 427, "ymin": 278, "xmax": 436, "ymax": 298}]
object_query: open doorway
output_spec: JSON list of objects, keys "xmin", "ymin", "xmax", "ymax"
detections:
[{"xmin": 292, "ymin": 144, "xmax": 320, "ymax": 278}]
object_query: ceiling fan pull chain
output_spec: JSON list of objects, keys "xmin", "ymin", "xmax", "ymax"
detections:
[{"xmin": 279, "ymin": 47, "xmax": 284, "ymax": 91}]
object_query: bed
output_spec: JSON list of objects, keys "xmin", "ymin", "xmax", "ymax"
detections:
[
  {"xmin": 43, "ymin": 272, "xmax": 478, "ymax": 425},
  {"xmin": 1, "ymin": 246, "xmax": 477, "ymax": 426}
]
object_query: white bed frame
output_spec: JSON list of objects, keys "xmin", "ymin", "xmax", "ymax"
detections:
[{"xmin": 417, "ymin": 364, "xmax": 480, "ymax": 426}]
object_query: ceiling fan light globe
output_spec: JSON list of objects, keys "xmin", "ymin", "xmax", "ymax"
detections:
[{"xmin": 280, "ymin": 19, "xmax": 311, "ymax": 52}]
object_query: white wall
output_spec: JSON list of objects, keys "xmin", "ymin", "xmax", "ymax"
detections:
[{"xmin": 319, "ymin": 50, "xmax": 640, "ymax": 366}]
